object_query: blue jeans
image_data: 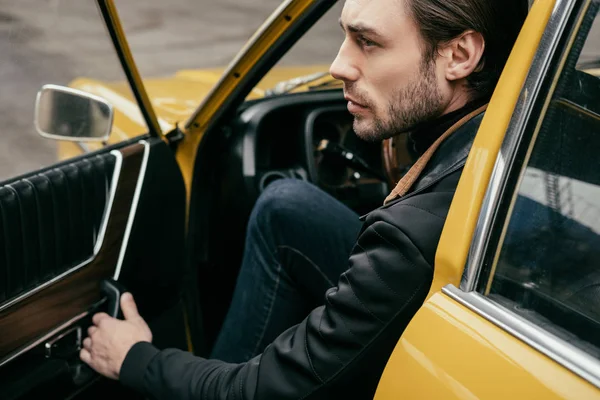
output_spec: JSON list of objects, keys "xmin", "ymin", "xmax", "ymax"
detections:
[{"xmin": 210, "ymin": 179, "xmax": 362, "ymax": 363}]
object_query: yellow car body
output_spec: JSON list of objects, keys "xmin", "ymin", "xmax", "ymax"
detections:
[
  {"xmin": 59, "ymin": 0, "xmax": 600, "ymax": 398},
  {"xmin": 60, "ymin": 65, "xmax": 336, "ymax": 159}
]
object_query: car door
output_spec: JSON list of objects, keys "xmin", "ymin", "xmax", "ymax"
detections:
[
  {"xmin": 0, "ymin": 2, "xmax": 188, "ymax": 399},
  {"xmin": 374, "ymin": 0, "xmax": 600, "ymax": 397}
]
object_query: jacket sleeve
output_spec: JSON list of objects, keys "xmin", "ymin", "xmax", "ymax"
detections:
[{"xmin": 119, "ymin": 189, "xmax": 454, "ymax": 400}]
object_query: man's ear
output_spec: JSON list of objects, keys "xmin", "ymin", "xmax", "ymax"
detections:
[{"xmin": 440, "ymin": 30, "xmax": 485, "ymax": 82}]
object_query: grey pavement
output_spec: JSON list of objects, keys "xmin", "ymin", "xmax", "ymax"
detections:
[{"xmin": 0, "ymin": 1, "xmax": 597, "ymax": 182}]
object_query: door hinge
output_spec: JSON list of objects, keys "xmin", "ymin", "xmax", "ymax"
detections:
[{"xmin": 165, "ymin": 125, "xmax": 185, "ymax": 148}]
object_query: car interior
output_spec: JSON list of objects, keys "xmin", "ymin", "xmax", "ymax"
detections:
[{"xmin": 190, "ymin": 88, "xmax": 406, "ymax": 350}]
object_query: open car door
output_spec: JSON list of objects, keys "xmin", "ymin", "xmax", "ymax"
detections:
[{"xmin": 0, "ymin": 2, "xmax": 188, "ymax": 398}]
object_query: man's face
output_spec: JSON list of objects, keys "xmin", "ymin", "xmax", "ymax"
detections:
[{"xmin": 330, "ymin": 0, "xmax": 447, "ymax": 141}]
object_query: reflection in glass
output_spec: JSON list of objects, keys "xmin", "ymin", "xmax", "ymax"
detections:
[
  {"xmin": 35, "ymin": 85, "xmax": 113, "ymax": 142},
  {"xmin": 487, "ymin": 4, "xmax": 600, "ymax": 353}
]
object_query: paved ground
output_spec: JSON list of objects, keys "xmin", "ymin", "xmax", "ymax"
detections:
[{"xmin": 0, "ymin": 0, "xmax": 597, "ymax": 181}]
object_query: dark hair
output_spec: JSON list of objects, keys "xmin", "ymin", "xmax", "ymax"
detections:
[{"xmin": 406, "ymin": 0, "xmax": 529, "ymax": 98}]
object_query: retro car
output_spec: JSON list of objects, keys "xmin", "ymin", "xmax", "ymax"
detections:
[{"xmin": 0, "ymin": 0, "xmax": 599, "ymax": 398}]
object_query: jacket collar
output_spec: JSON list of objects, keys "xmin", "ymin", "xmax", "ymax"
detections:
[
  {"xmin": 365, "ymin": 108, "xmax": 486, "ymax": 218},
  {"xmin": 408, "ymin": 97, "xmax": 490, "ymax": 156},
  {"xmin": 383, "ymin": 105, "xmax": 487, "ymax": 205},
  {"xmin": 410, "ymin": 110, "xmax": 486, "ymax": 195}
]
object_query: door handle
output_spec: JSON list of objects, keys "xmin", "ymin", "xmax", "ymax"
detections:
[{"xmin": 100, "ymin": 278, "xmax": 127, "ymax": 319}]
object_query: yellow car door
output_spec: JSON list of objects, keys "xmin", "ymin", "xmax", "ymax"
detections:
[{"xmin": 375, "ymin": 0, "xmax": 600, "ymax": 398}]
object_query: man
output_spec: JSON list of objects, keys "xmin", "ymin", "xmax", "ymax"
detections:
[{"xmin": 80, "ymin": 0, "xmax": 528, "ymax": 398}]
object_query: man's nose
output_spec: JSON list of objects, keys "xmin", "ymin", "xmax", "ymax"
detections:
[{"xmin": 329, "ymin": 41, "xmax": 359, "ymax": 83}]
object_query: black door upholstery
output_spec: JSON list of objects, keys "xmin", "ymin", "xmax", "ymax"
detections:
[
  {"xmin": 0, "ymin": 137, "xmax": 187, "ymax": 399},
  {"xmin": 0, "ymin": 153, "xmax": 115, "ymax": 304}
]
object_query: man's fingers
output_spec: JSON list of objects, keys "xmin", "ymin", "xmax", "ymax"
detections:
[
  {"xmin": 120, "ymin": 292, "xmax": 140, "ymax": 321},
  {"xmin": 80, "ymin": 348, "xmax": 92, "ymax": 365},
  {"xmin": 92, "ymin": 312, "xmax": 111, "ymax": 326},
  {"xmin": 88, "ymin": 326, "xmax": 98, "ymax": 337},
  {"xmin": 83, "ymin": 337, "xmax": 92, "ymax": 351}
]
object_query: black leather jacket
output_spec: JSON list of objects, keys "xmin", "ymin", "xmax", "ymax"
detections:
[{"xmin": 120, "ymin": 111, "xmax": 485, "ymax": 400}]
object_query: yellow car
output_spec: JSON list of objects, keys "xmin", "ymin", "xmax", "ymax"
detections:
[{"xmin": 0, "ymin": 0, "xmax": 599, "ymax": 398}]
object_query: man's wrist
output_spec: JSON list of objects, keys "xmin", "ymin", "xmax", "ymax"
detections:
[{"xmin": 119, "ymin": 341, "xmax": 159, "ymax": 392}]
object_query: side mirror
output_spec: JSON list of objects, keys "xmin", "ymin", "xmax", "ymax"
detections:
[{"xmin": 35, "ymin": 84, "xmax": 114, "ymax": 142}]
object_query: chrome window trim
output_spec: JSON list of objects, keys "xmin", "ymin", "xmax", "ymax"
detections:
[
  {"xmin": 95, "ymin": 149, "xmax": 124, "ymax": 255},
  {"xmin": 113, "ymin": 139, "xmax": 150, "ymax": 280},
  {"xmin": 450, "ymin": 0, "xmax": 600, "ymax": 387},
  {"xmin": 460, "ymin": 0, "xmax": 580, "ymax": 292},
  {"xmin": 443, "ymin": 284, "xmax": 600, "ymax": 388}
]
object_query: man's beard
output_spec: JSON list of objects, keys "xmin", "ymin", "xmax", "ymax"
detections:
[{"xmin": 350, "ymin": 59, "xmax": 444, "ymax": 142}]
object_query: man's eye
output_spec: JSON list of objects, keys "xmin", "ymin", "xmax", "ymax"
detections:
[{"xmin": 357, "ymin": 35, "xmax": 377, "ymax": 48}]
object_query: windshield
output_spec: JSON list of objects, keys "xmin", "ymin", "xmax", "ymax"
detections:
[{"xmin": 0, "ymin": 0, "xmax": 147, "ymax": 180}]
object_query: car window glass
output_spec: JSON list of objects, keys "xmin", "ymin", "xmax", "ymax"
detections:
[
  {"xmin": 484, "ymin": 3, "xmax": 600, "ymax": 355},
  {"xmin": 119, "ymin": 0, "xmax": 343, "ymax": 104},
  {"xmin": 118, "ymin": 0, "xmax": 283, "ymax": 80},
  {"xmin": 0, "ymin": 0, "xmax": 148, "ymax": 182},
  {"xmin": 118, "ymin": 0, "xmax": 293, "ymax": 126}
]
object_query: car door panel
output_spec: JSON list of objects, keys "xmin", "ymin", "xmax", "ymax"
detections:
[
  {"xmin": 0, "ymin": 144, "xmax": 138, "ymax": 363},
  {"xmin": 0, "ymin": 187, "xmax": 26, "ymax": 298},
  {"xmin": 118, "ymin": 139, "xmax": 186, "ymax": 320},
  {"xmin": 0, "ymin": 135, "xmax": 188, "ymax": 398},
  {"xmin": 25, "ymin": 175, "xmax": 60, "ymax": 283},
  {"xmin": 10, "ymin": 181, "xmax": 42, "ymax": 288},
  {"xmin": 374, "ymin": 293, "xmax": 599, "ymax": 399}
]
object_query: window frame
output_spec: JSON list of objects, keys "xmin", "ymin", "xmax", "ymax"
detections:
[
  {"xmin": 98, "ymin": 0, "xmax": 163, "ymax": 138},
  {"xmin": 442, "ymin": 0, "xmax": 600, "ymax": 388}
]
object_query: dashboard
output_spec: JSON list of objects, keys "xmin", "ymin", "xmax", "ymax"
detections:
[{"xmin": 222, "ymin": 89, "xmax": 389, "ymax": 215}]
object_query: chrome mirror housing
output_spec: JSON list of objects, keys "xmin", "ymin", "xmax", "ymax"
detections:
[{"xmin": 34, "ymin": 84, "xmax": 114, "ymax": 142}]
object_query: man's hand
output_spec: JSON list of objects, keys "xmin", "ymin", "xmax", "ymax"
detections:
[{"xmin": 80, "ymin": 292, "xmax": 153, "ymax": 380}]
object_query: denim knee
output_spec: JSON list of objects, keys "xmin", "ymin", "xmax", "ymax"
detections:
[{"xmin": 249, "ymin": 178, "xmax": 313, "ymax": 233}]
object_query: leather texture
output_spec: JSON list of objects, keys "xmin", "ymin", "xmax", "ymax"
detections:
[
  {"xmin": 384, "ymin": 105, "xmax": 487, "ymax": 204},
  {"xmin": 0, "ymin": 154, "xmax": 115, "ymax": 304}
]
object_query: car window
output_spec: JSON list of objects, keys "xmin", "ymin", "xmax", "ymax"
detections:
[
  {"xmin": 483, "ymin": 2, "xmax": 600, "ymax": 355},
  {"xmin": 119, "ymin": 0, "xmax": 284, "ymax": 77},
  {"xmin": 0, "ymin": 0, "xmax": 148, "ymax": 182},
  {"xmin": 118, "ymin": 0, "xmax": 344, "ymax": 103}
]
